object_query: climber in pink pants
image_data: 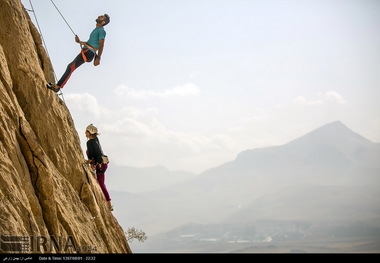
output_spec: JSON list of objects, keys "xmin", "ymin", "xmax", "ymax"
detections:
[
  {"xmin": 85, "ymin": 124, "xmax": 113, "ymax": 211},
  {"xmin": 95, "ymin": 163, "xmax": 111, "ymax": 202}
]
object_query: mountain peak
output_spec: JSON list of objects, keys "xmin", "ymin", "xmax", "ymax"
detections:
[
  {"xmin": 319, "ymin": 120, "xmax": 346, "ymax": 129},
  {"xmin": 286, "ymin": 121, "xmax": 372, "ymax": 147},
  {"xmin": 233, "ymin": 121, "xmax": 375, "ymax": 167},
  {"xmin": 312, "ymin": 120, "xmax": 349, "ymax": 134}
]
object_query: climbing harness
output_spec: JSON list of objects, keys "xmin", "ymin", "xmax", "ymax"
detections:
[{"xmin": 81, "ymin": 43, "xmax": 98, "ymax": 62}]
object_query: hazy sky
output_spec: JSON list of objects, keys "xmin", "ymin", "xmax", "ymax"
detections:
[{"xmin": 23, "ymin": 0, "xmax": 380, "ymax": 173}]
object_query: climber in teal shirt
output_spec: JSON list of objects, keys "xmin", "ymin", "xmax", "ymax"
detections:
[
  {"xmin": 47, "ymin": 14, "xmax": 110, "ymax": 93},
  {"xmin": 86, "ymin": 26, "xmax": 106, "ymax": 51}
]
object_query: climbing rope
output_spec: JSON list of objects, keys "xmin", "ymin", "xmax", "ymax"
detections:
[
  {"xmin": 27, "ymin": 0, "xmax": 51, "ymax": 66},
  {"xmin": 50, "ymin": 0, "xmax": 90, "ymax": 62},
  {"xmin": 27, "ymin": 0, "xmax": 72, "ymax": 102},
  {"xmin": 49, "ymin": 0, "xmax": 76, "ymax": 36}
]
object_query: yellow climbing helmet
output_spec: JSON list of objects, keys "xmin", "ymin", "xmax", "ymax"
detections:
[{"xmin": 86, "ymin": 124, "xmax": 99, "ymax": 135}]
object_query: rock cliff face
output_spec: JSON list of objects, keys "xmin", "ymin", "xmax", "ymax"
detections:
[{"xmin": 0, "ymin": 0, "xmax": 131, "ymax": 253}]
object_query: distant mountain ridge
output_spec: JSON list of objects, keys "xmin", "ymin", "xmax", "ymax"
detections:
[
  {"xmin": 233, "ymin": 120, "xmax": 377, "ymax": 166},
  {"xmin": 212, "ymin": 121, "xmax": 380, "ymax": 185}
]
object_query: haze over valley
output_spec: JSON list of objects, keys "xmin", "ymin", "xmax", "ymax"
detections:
[{"xmin": 107, "ymin": 121, "xmax": 380, "ymax": 252}]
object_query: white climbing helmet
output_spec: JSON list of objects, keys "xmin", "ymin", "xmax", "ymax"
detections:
[{"xmin": 86, "ymin": 124, "xmax": 99, "ymax": 135}]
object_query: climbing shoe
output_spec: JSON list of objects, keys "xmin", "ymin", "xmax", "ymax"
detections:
[
  {"xmin": 46, "ymin": 83, "xmax": 60, "ymax": 93},
  {"xmin": 110, "ymin": 205, "xmax": 114, "ymax": 211}
]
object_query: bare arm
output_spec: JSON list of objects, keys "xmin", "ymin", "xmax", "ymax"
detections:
[{"xmin": 94, "ymin": 39, "xmax": 105, "ymax": 66}]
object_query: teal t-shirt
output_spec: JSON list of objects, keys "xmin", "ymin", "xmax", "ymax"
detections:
[{"xmin": 85, "ymin": 27, "xmax": 106, "ymax": 52}]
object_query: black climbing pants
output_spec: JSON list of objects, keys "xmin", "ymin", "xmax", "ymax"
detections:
[{"xmin": 57, "ymin": 48, "xmax": 95, "ymax": 88}]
